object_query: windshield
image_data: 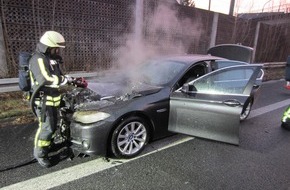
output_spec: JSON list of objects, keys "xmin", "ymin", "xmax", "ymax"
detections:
[{"xmin": 132, "ymin": 59, "xmax": 186, "ymax": 86}]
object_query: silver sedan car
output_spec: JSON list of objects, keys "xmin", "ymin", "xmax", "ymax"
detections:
[{"xmin": 65, "ymin": 44, "xmax": 263, "ymax": 158}]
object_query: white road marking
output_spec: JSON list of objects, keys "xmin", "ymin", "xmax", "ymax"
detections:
[
  {"xmin": 1, "ymin": 136, "xmax": 194, "ymax": 190},
  {"xmin": 247, "ymin": 99, "xmax": 290, "ymax": 119}
]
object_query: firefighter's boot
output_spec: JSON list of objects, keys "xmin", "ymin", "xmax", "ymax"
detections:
[{"xmin": 34, "ymin": 147, "xmax": 51, "ymax": 168}]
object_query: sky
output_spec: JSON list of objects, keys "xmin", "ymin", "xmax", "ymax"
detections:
[{"xmin": 194, "ymin": 0, "xmax": 290, "ymax": 15}]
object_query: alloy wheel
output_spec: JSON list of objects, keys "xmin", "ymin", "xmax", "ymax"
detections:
[{"xmin": 116, "ymin": 121, "xmax": 147, "ymax": 155}]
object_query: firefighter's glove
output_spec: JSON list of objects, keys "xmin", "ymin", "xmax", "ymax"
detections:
[
  {"xmin": 60, "ymin": 76, "xmax": 68, "ymax": 86},
  {"xmin": 64, "ymin": 75, "xmax": 75, "ymax": 85},
  {"xmin": 72, "ymin": 77, "xmax": 88, "ymax": 88},
  {"xmin": 60, "ymin": 75, "xmax": 74, "ymax": 86}
]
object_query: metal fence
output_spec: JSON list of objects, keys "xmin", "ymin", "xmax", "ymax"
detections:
[
  {"xmin": 0, "ymin": 0, "xmax": 134, "ymax": 77},
  {"xmin": 0, "ymin": 0, "xmax": 289, "ymax": 78}
]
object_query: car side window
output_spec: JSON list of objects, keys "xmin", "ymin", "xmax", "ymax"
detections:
[
  {"xmin": 178, "ymin": 63, "xmax": 207, "ymax": 87},
  {"xmin": 192, "ymin": 67, "xmax": 255, "ymax": 95},
  {"xmin": 211, "ymin": 60, "xmax": 247, "ymax": 71}
]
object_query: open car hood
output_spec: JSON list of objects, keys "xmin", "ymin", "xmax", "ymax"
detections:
[
  {"xmin": 207, "ymin": 44, "xmax": 253, "ymax": 63},
  {"xmin": 66, "ymin": 69, "xmax": 163, "ymax": 111},
  {"xmin": 87, "ymin": 82, "xmax": 162, "ymax": 98},
  {"xmin": 86, "ymin": 69, "xmax": 163, "ymax": 98},
  {"xmin": 68, "ymin": 81, "xmax": 162, "ymax": 111}
]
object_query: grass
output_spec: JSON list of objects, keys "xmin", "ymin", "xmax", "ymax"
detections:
[
  {"xmin": 0, "ymin": 92, "xmax": 36, "ymax": 127},
  {"xmin": 0, "ymin": 86, "xmax": 73, "ymax": 127}
]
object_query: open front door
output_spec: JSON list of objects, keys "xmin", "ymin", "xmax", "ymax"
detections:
[{"xmin": 168, "ymin": 65, "xmax": 263, "ymax": 145}]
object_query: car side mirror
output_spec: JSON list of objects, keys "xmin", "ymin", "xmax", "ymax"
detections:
[{"xmin": 181, "ymin": 83, "xmax": 196, "ymax": 93}]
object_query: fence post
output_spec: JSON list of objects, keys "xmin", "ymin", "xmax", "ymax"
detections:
[
  {"xmin": 253, "ymin": 21, "xmax": 261, "ymax": 63},
  {"xmin": 0, "ymin": 18, "xmax": 8, "ymax": 78},
  {"xmin": 209, "ymin": 12, "xmax": 219, "ymax": 49},
  {"xmin": 135, "ymin": 0, "xmax": 144, "ymax": 43}
]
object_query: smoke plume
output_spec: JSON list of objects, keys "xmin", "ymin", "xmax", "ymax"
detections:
[
  {"xmin": 89, "ymin": 1, "xmax": 203, "ymax": 94},
  {"xmin": 113, "ymin": 1, "xmax": 202, "ymax": 70}
]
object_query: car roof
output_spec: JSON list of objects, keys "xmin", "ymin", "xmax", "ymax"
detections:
[{"xmin": 153, "ymin": 54, "xmax": 225, "ymax": 65}]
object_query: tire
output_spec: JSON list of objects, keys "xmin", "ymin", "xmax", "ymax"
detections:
[
  {"xmin": 111, "ymin": 116, "xmax": 150, "ymax": 159},
  {"xmin": 281, "ymin": 123, "xmax": 290, "ymax": 130},
  {"xmin": 240, "ymin": 98, "xmax": 253, "ymax": 121}
]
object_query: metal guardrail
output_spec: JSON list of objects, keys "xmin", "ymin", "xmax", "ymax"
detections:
[
  {"xmin": 0, "ymin": 72, "xmax": 100, "ymax": 93},
  {"xmin": 0, "ymin": 63, "xmax": 286, "ymax": 93}
]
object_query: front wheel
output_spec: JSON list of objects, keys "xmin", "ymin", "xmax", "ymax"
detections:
[
  {"xmin": 110, "ymin": 116, "xmax": 150, "ymax": 159},
  {"xmin": 240, "ymin": 99, "xmax": 253, "ymax": 121}
]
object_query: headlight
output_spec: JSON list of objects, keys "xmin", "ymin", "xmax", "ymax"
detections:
[{"xmin": 73, "ymin": 111, "xmax": 111, "ymax": 124}]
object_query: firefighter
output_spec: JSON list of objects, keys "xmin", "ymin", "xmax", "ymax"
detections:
[
  {"xmin": 29, "ymin": 31, "xmax": 70, "ymax": 167},
  {"xmin": 281, "ymin": 106, "xmax": 290, "ymax": 130}
]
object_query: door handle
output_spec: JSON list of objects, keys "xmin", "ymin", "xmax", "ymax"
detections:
[{"xmin": 223, "ymin": 99, "xmax": 241, "ymax": 107}]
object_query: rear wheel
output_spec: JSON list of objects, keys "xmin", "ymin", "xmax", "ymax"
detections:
[
  {"xmin": 111, "ymin": 116, "xmax": 149, "ymax": 159},
  {"xmin": 240, "ymin": 99, "xmax": 253, "ymax": 121}
]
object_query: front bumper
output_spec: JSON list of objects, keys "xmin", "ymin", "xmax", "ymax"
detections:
[{"xmin": 70, "ymin": 120, "xmax": 113, "ymax": 156}]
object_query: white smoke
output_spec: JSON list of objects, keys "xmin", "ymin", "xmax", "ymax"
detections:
[
  {"xmin": 113, "ymin": 1, "xmax": 202, "ymax": 70},
  {"xmin": 89, "ymin": 1, "xmax": 203, "ymax": 94}
]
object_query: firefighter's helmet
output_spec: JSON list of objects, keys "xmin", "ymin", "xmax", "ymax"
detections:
[{"xmin": 40, "ymin": 31, "xmax": 65, "ymax": 48}]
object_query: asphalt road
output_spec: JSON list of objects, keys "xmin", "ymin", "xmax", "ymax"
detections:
[{"xmin": 0, "ymin": 80, "xmax": 290, "ymax": 190}]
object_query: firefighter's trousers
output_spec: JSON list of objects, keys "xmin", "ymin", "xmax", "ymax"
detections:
[{"xmin": 34, "ymin": 105, "xmax": 58, "ymax": 158}]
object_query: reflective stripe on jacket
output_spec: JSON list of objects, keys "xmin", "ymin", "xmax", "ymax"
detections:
[
  {"xmin": 34, "ymin": 95, "xmax": 62, "ymax": 107},
  {"xmin": 282, "ymin": 106, "xmax": 290, "ymax": 122}
]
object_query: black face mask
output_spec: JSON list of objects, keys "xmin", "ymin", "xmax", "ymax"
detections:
[
  {"xmin": 51, "ymin": 54, "xmax": 63, "ymax": 64},
  {"xmin": 45, "ymin": 48, "xmax": 63, "ymax": 64}
]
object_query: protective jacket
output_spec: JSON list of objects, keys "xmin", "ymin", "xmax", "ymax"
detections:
[{"xmin": 29, "ymin": 42, "xmax": 66, "ymax": 109}]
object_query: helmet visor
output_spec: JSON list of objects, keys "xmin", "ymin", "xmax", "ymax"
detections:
[{"xmin": 57, "ymin": 42, "xmax": 66, "ymax": 47}]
